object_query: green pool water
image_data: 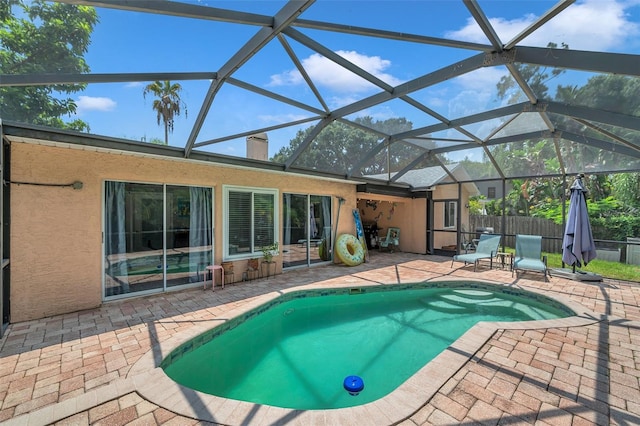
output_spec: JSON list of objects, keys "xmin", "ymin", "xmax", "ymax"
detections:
[{"xmin": 162, "ymin": 285, "xmax": 572, "ymax": 410}]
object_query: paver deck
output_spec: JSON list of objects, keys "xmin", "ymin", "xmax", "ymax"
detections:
[{"xmin": 1, "ymin": 252, "xmax": 639, "ymax": 425}]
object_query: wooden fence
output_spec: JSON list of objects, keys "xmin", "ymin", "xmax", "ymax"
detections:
[
  {"xmin": 467, "ymin": 216, "xmax": 638, "ymax": 263},
  {"xmin": 469, "ymin": 216, "xmax": 564, "ymax": 253}
]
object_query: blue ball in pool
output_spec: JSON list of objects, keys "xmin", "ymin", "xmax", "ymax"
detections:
[{"xmin": 343, "ymin": 375, "xmax": 364, "ymax": 396}]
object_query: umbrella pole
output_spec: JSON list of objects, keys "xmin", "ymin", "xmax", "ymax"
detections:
[{"xmin": 561, "ymin": 175, "xmax": 568, "ymax": 270}]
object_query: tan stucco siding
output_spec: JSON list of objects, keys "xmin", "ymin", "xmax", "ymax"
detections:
[
  {"xmin": 356, "ymin": 195, "xmax": 427, "ymax": 254},
  {"xmin": 432, "ymin": 183, "xmax": 474, "ymax": 250},
  {"xmin": 10, "ymin": 141, "xmax": 356, "ymax": 322}
]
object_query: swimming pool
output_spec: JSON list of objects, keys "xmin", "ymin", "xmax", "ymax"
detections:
[{"xmin": 161, "ymin": 282, "xmax": 574, "ymax": 410}]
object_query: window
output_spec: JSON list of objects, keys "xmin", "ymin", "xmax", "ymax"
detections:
[
  {"xmin": 224, "ymin": 186, "xmax": 278, "ymax": 258},
  {"xmin": 487, "ymin": 187, "xmax": 496, "ymax": 199},
  {"xmin": 444, "ymin": 201, "xmax": 456, "ymax": 228}
]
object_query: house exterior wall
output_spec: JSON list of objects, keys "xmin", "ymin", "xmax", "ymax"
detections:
[
  {"xmin": 432, "ymin": 183, "xmax": 474, "ymax": 250},
  {"xmin": 356, "ymin": 195, "xmax": 427, "ymax": 254},
  {"xmin": 10, "ymin": 141, "xmax": 357, "ymax": 322}
]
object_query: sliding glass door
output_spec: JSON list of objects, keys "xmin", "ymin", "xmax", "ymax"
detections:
[
  {"xmin": 104, "ymin": 181, "xmax": 213, "ymax": 299},
  {"xmin": 282, "ymin": 193, "xmax": 331, "ymax": 268},
  {"xmin": 166, "ymin": 185, "xmax": 212, "ymax": 288}
]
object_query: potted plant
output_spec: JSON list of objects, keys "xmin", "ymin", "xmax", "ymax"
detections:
[
  {"xmin": 221, "ymin": 261, "xmax": 234, "ymax": 273},
  {"xmin": 247, "ymin": 258, "xmax": 259, "ymax": 271},
  {"xmin": 261, "ymin": 242, "xmax": 279, "ymax": 263}
]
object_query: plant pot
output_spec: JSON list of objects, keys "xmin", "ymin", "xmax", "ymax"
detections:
[
  {"xmin": 221, "ymin": 261, "xmax": 234, "ymax": 272},
  {"xmin": 247, "ymin": 258, "xmax": 259, "ymax": 271}
]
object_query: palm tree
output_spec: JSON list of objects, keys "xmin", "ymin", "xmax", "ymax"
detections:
[{"xmin": 143, "ymin": 80, "xmax": 187, "ymax": 145}]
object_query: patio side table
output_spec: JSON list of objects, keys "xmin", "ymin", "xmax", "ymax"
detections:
[
  {"xmin": 495, "ymin": 252, "xmax": 513, "ymax": 270},
  {"xmin": 205, "ymin": 265, "xmax": 225, "ymax": 290}
]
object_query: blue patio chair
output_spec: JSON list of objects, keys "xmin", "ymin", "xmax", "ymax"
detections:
[
  {"xmin": 513, "ymin": 234, "xmax": 548, "ymax": 281},
  {"xmin": 451, "ymin": 233, "xmax": 501, "ymax": 271}
]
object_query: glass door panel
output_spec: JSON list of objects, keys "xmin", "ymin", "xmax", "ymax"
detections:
[
  {"xmin": 432, "ymin": 200, "xmax": 459, "ymax": 255},
  {"xmin": 283, "ymin": 194, "xmax": 332, "ymax": 268},
  {"xmin": 310, "ymin": 195, "xmax": 332, "ymax": 264},
  {"xmin": 104, "ymin": 182, "xmax": 164, "ymax": 297},
  {"xmin": 165, "ymin": 185, "xmax": 212, "ymax": 288},
  {"xmin": 283, "ymin": 194, "xmax": 308, "ymax": 268}
]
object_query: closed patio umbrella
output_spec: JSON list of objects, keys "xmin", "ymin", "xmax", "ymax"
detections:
[{"xmin": 562, "ymin": 175, "xmax": 597, "ymax": 271}]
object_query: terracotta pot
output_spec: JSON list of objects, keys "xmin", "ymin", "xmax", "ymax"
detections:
[
  {"xmin": 221, "ymin": 261, "xmax": 234, "ymax": 272},
  {"xmin": 247, "ymin": 258, "xmax": 259, "ymax": 270}
]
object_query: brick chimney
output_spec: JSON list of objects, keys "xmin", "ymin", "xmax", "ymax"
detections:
[{"xmin": 246, "ymin": 133, "xmax": 268, "ymax": 161}]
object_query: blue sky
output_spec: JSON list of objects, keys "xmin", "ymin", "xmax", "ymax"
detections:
[{"xmin": 71, "ymin": 0, "xmax": 640, "ymax": 158}]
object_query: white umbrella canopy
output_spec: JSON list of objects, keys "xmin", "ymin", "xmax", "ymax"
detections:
[{"xmin": 562, "ymin": 175, "xmax": 598, "ymax": 270}]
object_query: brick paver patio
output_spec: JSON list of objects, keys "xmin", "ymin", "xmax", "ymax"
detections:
[{"xmin": 1, "ymin": 253, "xmax": 639, "ymax": 425}]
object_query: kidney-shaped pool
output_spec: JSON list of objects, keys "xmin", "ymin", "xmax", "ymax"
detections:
[{"xmin": 161, "ymin": 281, "xmax": 574, "ymax": 410}]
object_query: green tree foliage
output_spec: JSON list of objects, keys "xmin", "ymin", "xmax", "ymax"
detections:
[
  {"xmin": 611, "ymin": 173, "xmax": 640, "ymax": 211},
  {"xmin": 0, "ymin": 0, "xmax": 97, "ymax": 131},
  {"xmin": 483, "ymin": 42, "xmax": 640, "ymax": 222},
  {"xmin": 142, "ymin": 80, "xmax": 187, "ymax": 145},
  {"xmin": 591, "ymin": 216, "xmax": 640, "ymax": 243},
  {"xmin": 556, "ymin": 75, "xmax": 640, "ymax": 171},
  {"xmin": 496, "ymin": 42, "xmax": 567, "ymax": 104},
  {"xmin": 558, "ymin": 75, "xmax": 640, "ymax": 116},
  {"xmin": 271, "ymin": 117, "xmax": 415, "ymax": 175}
]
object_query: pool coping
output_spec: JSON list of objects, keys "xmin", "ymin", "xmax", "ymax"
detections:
[{"xmin": 127, "ymin": 278, "xmax": 600, "ymax": 426}]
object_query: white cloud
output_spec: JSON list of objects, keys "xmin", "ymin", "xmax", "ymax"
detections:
[
  {"xmin": 448, "ymin": 89, "xmax": 492, "ymax": 120},
  {"xmin": 269, "ymin": 50, "xmax": 404, "ymax": 93},
  {"xmin": 453, "ymin": 67, "xmax": 508, "ymax": 91},
  {"xmin": 125, "ymin": 82, "xmax": 143, "ymax": 88},
  {"xmin": 447, "ymin": 13, "xmax": 537, "ymax": 44},
  {"xmin": 75, "ymin": 96, "xmax": 117, "ymax": 114},
  {"xmin": 446, "ymin": 0, "xmax": 638, "ymax": 51}
]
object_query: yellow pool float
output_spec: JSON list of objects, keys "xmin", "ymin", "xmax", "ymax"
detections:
[{"xmin": 335, "ymin": 234, "xmax": 365, "ymax": 266}]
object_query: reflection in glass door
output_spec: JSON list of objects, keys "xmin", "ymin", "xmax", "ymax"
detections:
[
  {"xmin": 165, "ymin": 185, "xmax": 212, "ymax": 288},
  {"xmin": 104, "ymin": 181, "xmax": 212, "ymax": 299},
  {"xmin": 282, "ymin": 193, "xmax": 331, "ymax": 268}
]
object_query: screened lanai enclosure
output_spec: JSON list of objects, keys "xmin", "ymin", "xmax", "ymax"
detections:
[
  {"xmin": 1, "ymin": 0, "xmax": 640, "ymax": 314},
  {"xmin": 2, "ymin": 3, "xmax": 640, "ymax": 216}
]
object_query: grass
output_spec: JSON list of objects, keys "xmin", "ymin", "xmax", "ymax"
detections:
[
  {"xmin": 545, "ymin": 252, "xmax": 640, "ymax": 282},
  {"xmin": 502, "ymin": 248, "xmax": 640, "ymax": 282}
]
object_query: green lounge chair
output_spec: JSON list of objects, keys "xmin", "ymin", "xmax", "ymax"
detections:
[
  {"xmin": 513, "ymin": 234, "xmax": 548, "ymax": 281},
  {"xmin": 451, "ymin": 233, "xmax": 501, "ymax": 271},
  {"xmin": 379, "ymin": 227, "xmax": 400, "ymax": 252}
]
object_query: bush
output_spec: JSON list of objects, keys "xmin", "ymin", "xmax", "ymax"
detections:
[{"xmin": 591, "ymin": 216, "xmax": 640, "ymax": 242}]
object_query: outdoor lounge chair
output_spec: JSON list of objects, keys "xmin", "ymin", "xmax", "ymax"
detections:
[
  {"xmin": 451, "ymin": 233, "xmax": 501, "ymax": 271},
  {"xmin": 379, "ymin": 227, "xmax": 400, "ymax": 252},
  {"xmin": 513, "ymin": 234, "xmax": 548, "ymax": 281}
]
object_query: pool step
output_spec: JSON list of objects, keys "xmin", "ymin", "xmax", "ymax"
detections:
[
  {"xmin": 422, "ymin": 299, "xmax": 474, "ymax": 314},
  {"xmin": 421, "ymin": 291, "xmax": 500, "ymax": 313},
  {"xmin": 451, "ymin": 289, "xmax": 495, "ymax": 299}
]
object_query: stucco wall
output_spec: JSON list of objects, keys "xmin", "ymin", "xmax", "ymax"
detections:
[
  {"xmin": 356, "ymin": 195, "xmax": 427, "ymax": 254},
  {"xmin": 433, "ymin": 183, "xmax": 474, "ymax": 250},
  {"xmin": 10, "ymin": 141, "xmax": 357, "ymax": 322}
]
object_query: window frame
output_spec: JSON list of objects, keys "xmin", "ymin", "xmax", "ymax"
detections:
[
  {"xmin": 102, "ymin": 180, "xmax": 214, "ymax": 301},
  {"xmin": 487, "ymin": 187, "xmax": 496, "ymax": 199},
  {"xmin": 223, "ymin": 185, "xmax": 279, "ymax": 260},
  {"xmin": 444, "ymin": 200, "xmax": 457, "ymax": 229}
]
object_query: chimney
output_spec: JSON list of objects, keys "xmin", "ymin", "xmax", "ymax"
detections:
[{"xmin": 246, "ymin": 133, "xmax": 268, "ymax": 161}]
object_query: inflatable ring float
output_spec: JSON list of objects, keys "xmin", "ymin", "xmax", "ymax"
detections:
[{"xmin": 335, "ymin": 234, "xmax": 365, "ymax": 266}]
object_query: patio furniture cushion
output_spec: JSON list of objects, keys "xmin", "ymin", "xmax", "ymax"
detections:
[
  {"xmin": 513, "ymin": 234, "xmax": 548, "ymax": 281},
  {"xmin": 379, "ymin": 227, "xmax": 400, "ymax": 252},
  {"xmin": 451, "ymin": 233, "xmax": 501, "ymax": 271}
]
